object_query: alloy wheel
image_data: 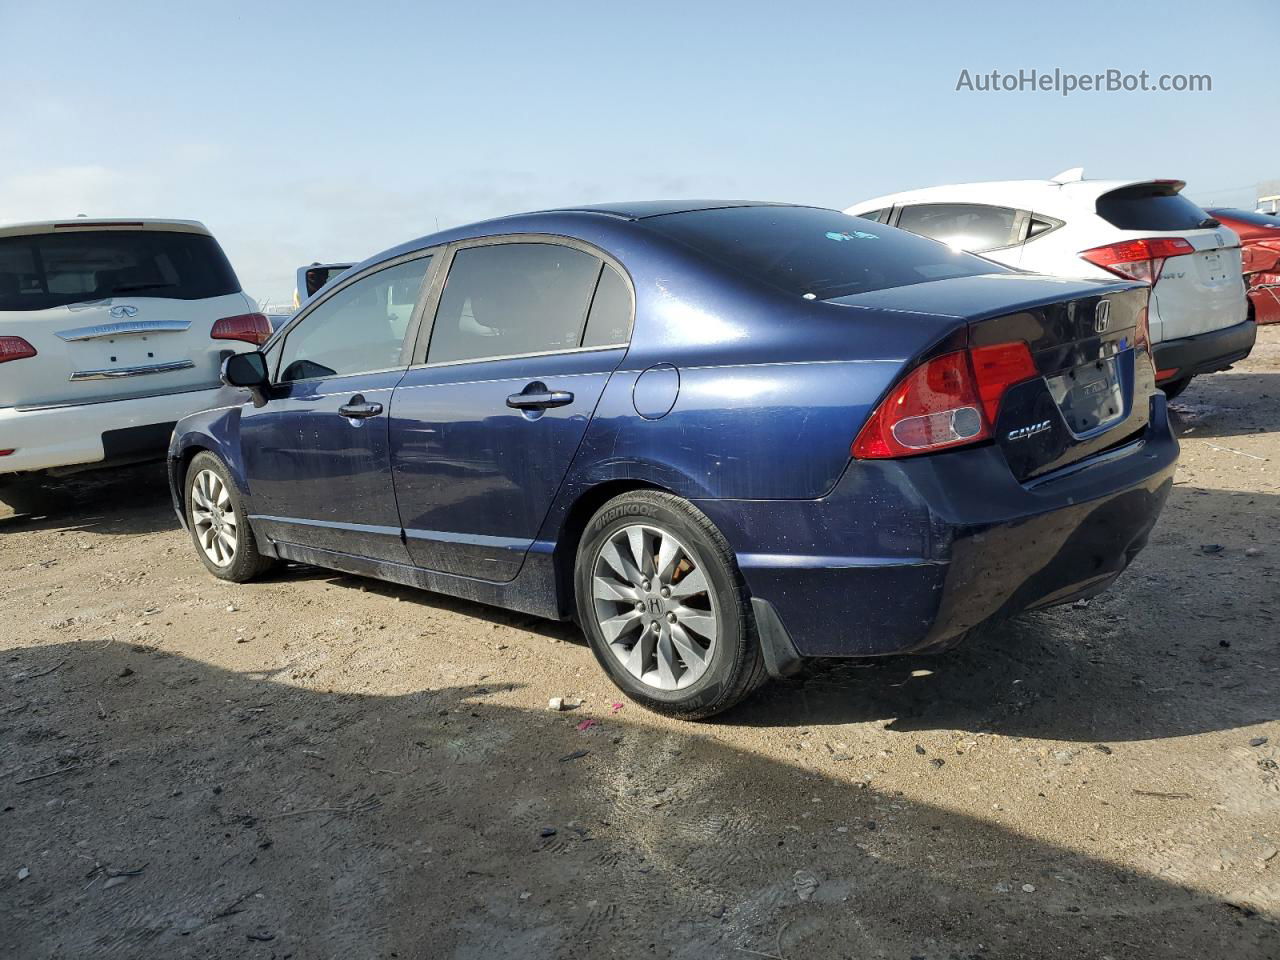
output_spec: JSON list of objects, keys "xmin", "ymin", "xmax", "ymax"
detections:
[
  {"xmin": 190, "ymin": 469, "xmax": 238, "ymax": 567},
  {"xmin": 590, "ymin": 523, "xmax": 719, "ymax": 690}
]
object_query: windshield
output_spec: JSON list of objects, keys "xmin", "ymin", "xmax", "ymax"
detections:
[
  {"xmin": 640, "ymin": 205, "xmax": 1003, "ymax": 300},
  {"xmin": 1208, "ymin": 208, "xmax": 1280, "ymax": 230},
  {"xmin": 0, "ymin": 230, "xmax": 241, "ymax": 311}
]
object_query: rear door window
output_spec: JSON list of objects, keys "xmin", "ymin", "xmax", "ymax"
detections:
[
  {"xmin": 277, "ymin": 257, "xmax": 430, "ymax": 382},
  {"xmin": 0, "ymin": 230, "xmax": 241, "ymax": 311},
  {"xmin": 426, "ymin": 242, "xmax": 601, "ymax": 364},
  {"xmin": 581, "ymin": 264, "xmax": 633, "ymax": 348},
  {"xmin": 1096, "ymin": 185, "xmax": 1212, "ymax": 231},
  {"xmin": 641, "ymin": 205, "xmax": 1003, "ymax": 301},
  {"xmin": 895, "ymin": 203, "xmax": 1019, "ymax": 251},
  {"xmin": 855, "ymin": 208, "xmax": 890, "ymax": 223}
]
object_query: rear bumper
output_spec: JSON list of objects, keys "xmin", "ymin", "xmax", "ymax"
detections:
[
  {"xmin": 695, "ymin": 395, "xmax": 1178, "ymax": 658},
  {"xmin": 1152, "ymin": 318, "xmax": 1257, "ymax": 380},
  {"xmin": 0, "ymin": 385, "xmax": 230, "ymax": 475}
]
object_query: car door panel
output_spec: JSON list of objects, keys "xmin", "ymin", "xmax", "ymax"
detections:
[
  {"xmin": 390, "ymin": 348, "xmax": 624, "ymax": 581},
  {"xmin": 241, "ymin": 370, "xmax": 409, "ymax": 562},
  {"xmin": 238, "ymin": 254, "xmax": 435, "ymax": 563}
]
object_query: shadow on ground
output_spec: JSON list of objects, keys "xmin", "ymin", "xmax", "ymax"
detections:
[
  {"xmin": 1169, "ymin": 370, "xmax": 1280, "ymax": 439},
  {"xmin": 1, "ymin": 641, "xmax": 1275, "ymax": 959}
]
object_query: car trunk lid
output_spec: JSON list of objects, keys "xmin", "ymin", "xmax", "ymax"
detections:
[{"xmin": 832, "ymin": 274, "xmax": 1153, "ymax": 481}]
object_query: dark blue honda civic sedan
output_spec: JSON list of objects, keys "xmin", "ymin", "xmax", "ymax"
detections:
[{"xmin": 169, "ymin": 201, "xmax": 1177, "ymax": 718}]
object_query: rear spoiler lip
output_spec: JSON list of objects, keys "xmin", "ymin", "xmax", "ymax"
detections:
[{"xmin": 826, "ymin": 274, "xmax": 1147, "ymax": 323}]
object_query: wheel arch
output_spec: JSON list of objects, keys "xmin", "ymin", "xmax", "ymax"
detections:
[{"xmin": 550, "ymin": 478, "xmax": 675, "ymax": 618}]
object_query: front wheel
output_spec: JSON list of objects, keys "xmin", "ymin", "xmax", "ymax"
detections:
[
  {"xmin": 574, "ymin": 491, "xmax": 766, "ymax": 719},
  {"xmin": 185, "ymin": 451, "xmax": 275, "ymax": 582}
]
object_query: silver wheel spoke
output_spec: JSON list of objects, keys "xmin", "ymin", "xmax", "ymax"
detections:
[
  {"xmin": 675, "ymin": 609, "xmax": 717, "ymax": 640},
  {"xmin": 668, "ymin": 566, "xmax": 708, "ymax": 599},
  {"xmin": 655, "ymin": 536, "xmax": 680, "ymax": 583},
  {"xmin": 599, "ymin": 609, "xmax": 642, "ymax": 642},
  {"xmin": 669, "ymin": 622, "xmax": 708, "ymax": 671},
  {"xmin": 654, "ymin": 628, "xmax": 679, "ymax": 687},
  {"xmin": 593, "ymin": 577, "xmax": 639, "ymax": 602}
]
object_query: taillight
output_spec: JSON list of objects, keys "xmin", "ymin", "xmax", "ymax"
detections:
[
  {"xmin": 1079, "ymin": 237, "xmax": 1195, "ymax": 285},
  {"xmin": 852, "ymin": 341, "xmax": 1038, "ymax": 459},
  {"xmin": 211, "ymin": 313, "xmax": 271, "ymax": 345},
  {"xmin": 0, "ymin": 336, "xmax": 37, "ymax": 364}
]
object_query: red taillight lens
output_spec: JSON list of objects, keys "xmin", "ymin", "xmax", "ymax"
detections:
[
  {"xmin": 0, "ymin": 336, "xmax": 37, "ymax": 364},
  {"xmin": 853, "ymin": 342, "xmax": 1039, "ymax": 460},
  {"xmin": 969, "ymin": 342, "xmax": 1038, "ymax": 424},
  {"xmin": 211, "ymin": 313, "xmax": 271, "ymax": 346},
  {"xmin": 1079, "ymin": 237, "xmax": 1195, "ymax": 285}
]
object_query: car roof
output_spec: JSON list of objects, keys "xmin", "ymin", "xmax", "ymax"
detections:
[
  {"xmin": 537, "ymin": 200, "xmax": 813, "ymax": 220},
  {"xmin": 0, "ymin": 218, "xmax": 211, "ymax": 239},
  {"xmin": 364, "ymin": 201, "xmax": 832, "ymax": 269},
  {"xmin": 846, "ymin": 172, "xmax": 1187, "ymax": 218}
]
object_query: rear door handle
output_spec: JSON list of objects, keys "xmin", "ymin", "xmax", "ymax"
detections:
[
  {"xmin": 338, "ymin": 395, "xmax": 383, "ymax": 419},
  {"xmin": 506, "ymin": 390, "xmax": 574, "ymax": 410}
]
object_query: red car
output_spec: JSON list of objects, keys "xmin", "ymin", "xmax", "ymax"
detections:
[{"xmin": 1207, "ymin": 208, "xmax": 1280, "ymax": 325}]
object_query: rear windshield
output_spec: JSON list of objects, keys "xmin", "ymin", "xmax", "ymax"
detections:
[
  {"xmin": 1207, "ymin": 208, "xmax": 1280, "ymax": 229},
  {"xmin": 1095, "ymin": 185, "xmax": 1212, "ymax": 231},
  {"xmin": 640, "ymin": 205, "xmax": 1002, "ymax": 301},
  {"xmin": 0, "ymin": 230, "xmax": 241, "ymax": 311}
]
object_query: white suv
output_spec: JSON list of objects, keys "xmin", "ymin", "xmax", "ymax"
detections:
[
  {"xmin": 0, "ymin": 219, "xmax": 268, "ymax": 501},
  {"xmin": 846, "ymin": 169, "xmax": 1254, "ymax": 398}
]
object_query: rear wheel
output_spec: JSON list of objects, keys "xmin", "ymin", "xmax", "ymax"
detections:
[
  {"xmin": 185, "ymin": 451, "xmax": 275, "ymax": 582},
  {"xmin": 1161, "ymin": 376, "xmax": 1193, "ymax": 401},
  {"xmin": 574, "ymin": 491, "xmax": 766, "ymax": 719}
]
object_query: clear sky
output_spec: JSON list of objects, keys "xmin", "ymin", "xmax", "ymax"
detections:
[{"xmin": 2, "ymin": 0, "xmax": 1275, "ymax": 304}]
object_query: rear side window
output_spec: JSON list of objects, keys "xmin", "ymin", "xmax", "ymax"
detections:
[
  {"xmin": 641, "ymin": 205, "xmax": 1002, "ymax": 301},
  {"xmin": 581, "ymin": 264, "xmax": 632, "ymax": 348},
  {"xmin": 855, "ymin": 208, "xmax": 889, "ymax": 223},
  {"xmin": 895, "ymin": 203, "xmax": 1018, "ymax": 251},
  {"xmin": 0, "ymin": 230, "xmax": 240, "ymax": 311},
  {"xmin": 427, "ymin": 243, "xmax": 601, "ymax": 364},
  {"xmin": 1096, "ymin": 185, "xmax": 1211, "ymax": 231}
]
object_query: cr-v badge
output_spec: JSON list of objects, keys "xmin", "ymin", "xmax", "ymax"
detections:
[{"xmin": 1008, "ymin": 419, "xmax": 1052, "ymax": 441}]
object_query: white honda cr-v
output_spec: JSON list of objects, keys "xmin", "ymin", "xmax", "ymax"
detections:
[
  {"xmin": 846, "ymin": 169, "xmax": 1254, "ymax": 398},
  {"xmin": 0, "ymin": 219, "xmax": 268, "ymax": 507}
]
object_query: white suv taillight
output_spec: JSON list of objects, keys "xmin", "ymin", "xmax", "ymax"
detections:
[
  {"xmin": 1079, "ymin": 237, "xmax": 1194, "ymax": 285},
  {"xmin": 211, "ymin": 313, "xmax": 271, "ymax": 345},
  {"xmin": 0, "ymin": 336, "xmax": 37, "ymax": 364}
]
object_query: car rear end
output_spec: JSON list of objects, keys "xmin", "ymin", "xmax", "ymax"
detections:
[
  {"xmin": 1075, "ymin": 181, "xmax": 1253, "ymax": 387},
  {"xmin": 722, "ymin": 278, "xmax": 1176, "ymax": 657},
  {"xmin": 0, "ymin": 220, "xmax": 269, "ymax": 476}
]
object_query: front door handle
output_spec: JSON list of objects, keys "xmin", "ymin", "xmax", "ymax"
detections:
[
  {"xmin": 506, "ymin": 389, "xmax": 574, "ymax": 410},
  {"xmin": 338, "ymin": 395, "xmax": 383, "ymax": 419}
]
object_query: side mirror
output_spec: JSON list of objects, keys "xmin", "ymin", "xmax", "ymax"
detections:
[{"xmin": 221, "ymin": 351, "xmax": 270, "ymax": 407}]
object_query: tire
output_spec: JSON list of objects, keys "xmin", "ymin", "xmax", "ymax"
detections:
[
  {"xmin": 0, "ymin": 476, "xmax": 50, "ymax": 516},
  {"xmin": 574, "ymin": 490, "xmax": 767, "ymax": 719},
  {"xmin": 184, "ymin": 451, "xmax": 275, "ymax": 583},
  {"xmin": 1161, "ymin": 376, "xmax": 1193, "ymax": 401}
]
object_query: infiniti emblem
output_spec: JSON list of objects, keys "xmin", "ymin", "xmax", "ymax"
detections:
[
  {"xmin": 1093, "ymin": 299, "xmax": 1110, "ymax": 333},
  {"xmin": 109, "ymin": 305, "xmax": 139, "ymax": 319}
]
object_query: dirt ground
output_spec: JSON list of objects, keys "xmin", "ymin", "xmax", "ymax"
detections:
[{"xmin": 2, "ymin": 329, "xmax": 1279, "ymax": 960}]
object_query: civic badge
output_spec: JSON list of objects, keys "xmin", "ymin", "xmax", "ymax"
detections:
[
  {"xmin": 109, "ymin": 305, "xmax": 139, "ymax": 319},
  {"xmin": 1093, "ymin": 299, "xmax": 1110, "ymax": 333}
]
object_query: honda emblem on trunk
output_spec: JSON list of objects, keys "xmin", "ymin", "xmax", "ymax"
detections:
[
  {"xmin": 1093, "ymin": 300, "xmax": 1110, "ymax": 333},
  {"xmin": 109, "ymin": 305, "xmax": 139, "ymax": 319}
]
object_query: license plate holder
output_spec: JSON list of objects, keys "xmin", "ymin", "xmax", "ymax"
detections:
[{"xmin": 1047, "ymin": 356, "xmax": 1125, "ymax": 435}]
